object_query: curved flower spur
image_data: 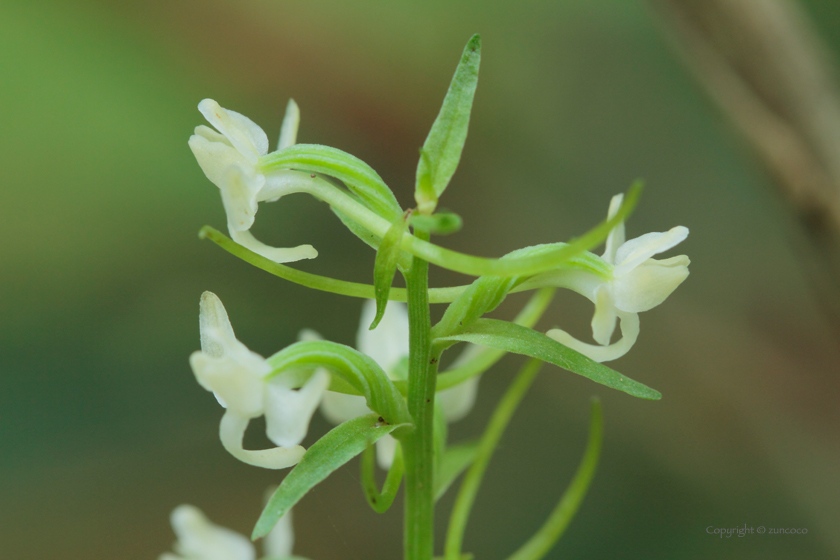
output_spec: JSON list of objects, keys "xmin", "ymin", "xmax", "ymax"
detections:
[{"xmin": 189, "ymin": 292, "xmax": 330, "ymax": 469}]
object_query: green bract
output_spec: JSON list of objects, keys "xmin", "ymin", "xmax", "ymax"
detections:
[{"xmin": 415, "ymin": 34, "xmax": 481, "ymax": 214}]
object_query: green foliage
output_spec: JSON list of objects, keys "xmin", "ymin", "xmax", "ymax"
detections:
[
  {"xmin": 434, "ymin": 441, "xmax": 479, "ymax": 502},
  {"xmin": 415, "ymin": 35, "xmax": 481, "ymax": 214},
  {"xmin": 361, "ymin": 442, "xmax": 404, "ymax": 514},
  {"xmin": 435, "ymin": 319, "xmax": 661, "ymax": 400},
  {"xmin": 409, "ymin": 212, "xmax": 463, "ymax": 235},
  {"xmin": 254, "ymin": 414, "xmax": 409, "ymax": 539}
]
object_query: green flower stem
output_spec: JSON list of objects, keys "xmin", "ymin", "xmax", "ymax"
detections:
[
  {"xmin": 402, "ymin": 229, "xmax": 438, "ymax": 560},
  {"xmin": 260, "ymin": 173, "xmax": 635, "ymax": 278},
  {"xmin": 444, "ymin": 358, "xmax": 543, "ymax": 560},
  {"xmin": 504, "ymin": 400, "xmax": 603, "ymax": 560}
]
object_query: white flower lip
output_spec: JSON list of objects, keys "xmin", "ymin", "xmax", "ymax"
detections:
[
  {"xmin": 190, "ymin": 292, "xmax": 328, "ymax": 469},
  {"xmin": 188, "ymin": 99, "xmax": 318, "ymax": 263}
]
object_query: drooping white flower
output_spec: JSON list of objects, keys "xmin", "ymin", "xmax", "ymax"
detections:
[
  {"xmin": 189, "ymin": 292, "xmax": 329, "ymax": 469},
  {"xmin": 160, "ymin": 504, "xmax": 298, "ymax": 560},
  {"xmin": 188, "ymin": 99, "xmax": 317, "ymax": 264},
  {"xmin": 545, "ymin": 194, "xmax": 690, "ymax": 362},
  {"xmin": 319, "ymin": 300, "xmax": 480, "ymax": 468}
]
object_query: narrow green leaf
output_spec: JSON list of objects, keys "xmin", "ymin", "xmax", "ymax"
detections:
[
  {"xmin": 435, "ymin": 441, "xmax": 479, "ymax": 502},
  {"xmin": 415, "ymin": 34, "xmax": 481, "ymax": 213},
  {"xmin": 371, "ymin": 215, "xmax": 409, "ymax": 329},
  {"xmin": 266, "ymin": 341, "xmax": 413, "ymax": 424},
  {"xmin": 260, "ymin": 143, "xmax": 403, "ymax": 222},
  {"xmin": 361, "ymin": 441, "xmax": 404, "ymax": 514},
  {"xmin": 409, "ymin": 212, "xmax": 463, "ymax": 235},
  {"xmin": 505, "ymin": 400, "xmax": 603, "ymax": 560},
  {"xmin": 254, "ymin": 414, "xmax": 409, "ymax": 539},
  {"xmin": 436, "ymin": 319, "xmax": 661, "ymax": 400}
]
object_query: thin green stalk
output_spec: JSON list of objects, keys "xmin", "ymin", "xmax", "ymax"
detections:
[
  {"xmin": 402, "ymin": 229, "xmax": 438, "ymax": 560},
  {"xmin": 505, "ymin": 399, "xmax": 603, "ymax": 560},
  {"xmin": 444, "ymin": 358, "xmax": 543, "ymax": 560}
]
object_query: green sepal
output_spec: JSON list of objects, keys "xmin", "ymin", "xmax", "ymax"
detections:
[
  {"xmin": 253, "ymin": 414, "xmax": 410, "ymax": 539},
  {"xmin": 260, "ymin": 143, "xmax": 403, "ymax": 222},
  {"xmin": 435, "ymin": 319, "xmax": 661, "ymax": 400},
  {"xmin": 409, "ymin": 212, "xmax": 463, "ymax": 235},
  {"xmin": 371, "ymin": 215, "xmax": 410, "ymax": 330},
  {"xmin": 415, "ymin": 34, "xmax": 481, "ymax": 213},
  {"xmin": 434, "ymin": 441, "xmax": 479, "ymax": 502},
  {"xmin": 266, "ymin": 341, "xmax": 413, "ymax": 424},
  {"xmin": 361, "ymin": 441, "xmax": 404, "ymax": 514},
  {"xmin": 504, "ymin": 399, "xmax": 603, "ymax": 560}
]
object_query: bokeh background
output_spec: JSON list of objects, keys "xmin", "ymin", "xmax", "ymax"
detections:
[{"xmin": 3, "ymin": 1, "xmax": 839, "ymax": 559}]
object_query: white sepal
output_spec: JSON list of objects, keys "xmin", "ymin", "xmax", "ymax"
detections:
[{"xmin": 163, "ymin": 505, "xmax": 256, "ymax": 560}]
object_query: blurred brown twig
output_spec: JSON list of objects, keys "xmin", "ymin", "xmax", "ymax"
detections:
[{"xmin": 650, "ymin": 0, "xmax": 840, "ymax": 328}]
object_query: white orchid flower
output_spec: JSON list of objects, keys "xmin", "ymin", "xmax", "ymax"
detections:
[
  {"xmin": 319, "ymin": 300, "xmax": 479, "ymax": 469},
  {"xmin": 542, "ymin": 193, "xmax": 690, "ymax": 362},
  {"xmin": 189, "ymin": 292, "xmax": 329, "ymax": 469},
  {"xmin": 160, "ymin": 504, "xmax": 298, "ymax": 560},
  {"xmin": 189, "ymin": 98, "xmax": 317, "ymax": 264}
]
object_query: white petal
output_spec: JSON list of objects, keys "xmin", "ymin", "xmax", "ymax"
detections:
[
  {"xmin": 591, "ymin": 285, "xmax": 617, "ymax": 346},
  {"xmin": 357, "ymin": 300, "xmax": 410, "ymax": 374},
  {"xmin": 614, "ymin": 226, "xmax": 689, "ymax": 277},
  {"xmin": 220, "ymin": 164, "xmax": 264, "ymax": 232},
  {"xmin": 602, "ymin": 193, "xmax": 626, "ymax": 264},
  {"xmin": 277, "ymin": 98, "xmax": 300, "ymax": 151},
  {"xmin": 198, "ymin": 291, "xmax": 237, "ymax": 358},
  {"xmin": 298, "ymin": 328, "xmax": 322, "ymax": 342},
  {"xmin": 320, "ymin": 391, "xmax": 371, "ymax": 425},
  {"xmin": 219, "ymin": 410, "xmax": 305, "ymax": 469},
  {"xmin": 193, "ymin": 124, "xmax": 232, "ymax": 146},
  {"xmin": 198, "ymin": 99, "xmax": 268, "ymax": 160},
  {"xmin": 189, "ymin": 133, "xmax": 249, "ymax": 190},
  {"xmin": 189, "ymin": 352, "xmax": 265, "ymax": 418},
  {"xmin": 169, "ymin": 505, "xmax": 256, "ymax": 560},
  {"xmin": 230, "ymin": 228, "xmax": 318, "ymax": 264},
  {"xmin": 546, "ymin": 312, "xmax": 640, "ymax": 363},
  {"xmin": 263, "ymin": 508, "xmax": 294, "ymax": 558},
  {"xmin": 264, "ymin": 370, "xmax": 330, "ymax": 448},
  {"xmin": 437, "ymin": 376, "xmax": 479, "ymax": 423},
  {"xmin": 375, "ymin": 434, "xmax": 398, "ymax": 470},
  {"xmin": 613, "ymin": 255, "xmax": 690, "ymax": 313}
]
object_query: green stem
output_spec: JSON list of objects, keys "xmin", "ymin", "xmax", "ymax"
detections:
[
  {"xmin": 402, "ymin": 229, "xmax": 438, "ymax": 560},
  {"xmin": 444, "ymin": 358, "xmax": 543, "ymax": 560}
]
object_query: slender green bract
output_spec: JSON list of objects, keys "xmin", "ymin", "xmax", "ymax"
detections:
[
  {"xmin": 253, "ymin": 414, "xmax": 409, "ymax": 539},
  {"xmin": 505, "ymin": 400, "xmax": 603, "ymax": 560},
  {"xmin": 415, "ymin": 34, "xmax": 481, "ymax": 214},
  {"xmin": 409, "ymin": 212, "xmax": 463, "ymax": 235},
  {"xmin": 266, "ymin": 340, "xmax": 413, "ymax": 425},
  {"xmin": 260, "ymin": 143, "xmax": 403, "ymax": 222},
  {"xmin": 435, "ymin": 319, "xmax": 661, "ymax": 400},
  {"xmin": 372, "ymin": 215, "xmax": 410, "ymax": 329}
]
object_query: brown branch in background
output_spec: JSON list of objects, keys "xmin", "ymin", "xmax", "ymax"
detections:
[{"xmin": 650, "ymin": 0, "xmax": 840, "ymax": 329}]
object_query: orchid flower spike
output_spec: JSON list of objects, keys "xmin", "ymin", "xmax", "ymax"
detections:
[
  {"xmin": 319, "ymin": 300, "xmax": 479, "ymax": 469},
  {"xmin": 160, "ymin": 504, "xmax": 299, "ymax": 560},
  {"xmin": 545, "ymin": 193, "xmax": 689, "ymax": 362},
  {"xmin": 189, "ymin": 291, "xmax": 330, "ymax": 469},
  {"xmin": 188, "ymin": 98, "xmax": 317, "ymax": 263}
]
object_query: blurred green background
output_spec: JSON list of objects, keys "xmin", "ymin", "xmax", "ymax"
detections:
[{"xmin": 2, "ymin": 1, "xmax": 839, "ymax": 558}]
